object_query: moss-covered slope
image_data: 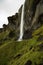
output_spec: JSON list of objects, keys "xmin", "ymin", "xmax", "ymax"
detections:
[{"xmin": 0, "ymin": 25, "xmax": 43, "ymax": 65}]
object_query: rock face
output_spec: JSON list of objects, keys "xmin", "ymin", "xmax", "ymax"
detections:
[
  {"xmin": 8, "ymin": 13, "xmax": 20, "ymax": 40},
  {"xmin": 0, "ymin": 0, "xmax": 43, "ymax": 65},
  {"xmin": 0, "ymin": 0, "xmax": 43, "ymax": 41},
  {"xmin": 23, "ymin": 0, "xmax": 43, "ymax": 39}
]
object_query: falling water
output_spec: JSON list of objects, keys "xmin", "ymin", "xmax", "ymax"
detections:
[{"xmin": 18, "ymin": 1, "xmax": 25, "ymax": 41}]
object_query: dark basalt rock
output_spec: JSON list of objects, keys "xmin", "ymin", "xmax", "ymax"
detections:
[
  {"xmin": 24, "ymin": 0, "xmax": 41, "ymax": 30},
  {"xmin": 23, "ymin": 0, "xmax": 43, "ymax": 39},
  {"xmin": 23, "ymin": 29, "xmax": 32, "ymax": 39},
  {"xmin": 8, "ymin": 13, "xmax": 19, "ymax": 29},
  {"xmin": 8, "ymin": 13, "xmax": 20, "ymax": 40},
  {"xmin": 0, "ymin": 0, "xmax": 43, "ymax": 40},
  {"xmin": 38, "ymin": 14, "xmax": 43, "ymax": 25}
]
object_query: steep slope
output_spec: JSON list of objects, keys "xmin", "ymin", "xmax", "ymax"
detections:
[
  {"xmin": 23, "ymin": 0, "xmax": 43, "ymax": 39},
  {"xmin": 0, "ymin": 0, "xmax": 43, "ymax": 65},
  {"xmin": 0, "ymin": 0, "xmax": 43, "ymax": 41},
  {"xmin": 0, "ymin": 25, "xmax": 43, "ymax": 65}
]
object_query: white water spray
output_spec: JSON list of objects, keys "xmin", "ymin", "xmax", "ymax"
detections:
[{"xmin": 18, "ymin": 1, "xmax": 25, "ymax": 41}]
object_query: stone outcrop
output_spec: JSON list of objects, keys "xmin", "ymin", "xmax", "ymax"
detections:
[
  {"xmin": 0, "ymin": 0, "xmax": 43, "ymax": 41},
  {"xmin": 23, "ymin": 0, "xmax": 43, "ymax": 39},
  {"xmin": 0, "ymin": 0, "xmax": 43, "ymax": 65}
]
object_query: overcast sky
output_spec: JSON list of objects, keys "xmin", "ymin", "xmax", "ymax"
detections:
[{"xmin": 0, "ymin": 0, "xmax": 25, "ymax": 28}]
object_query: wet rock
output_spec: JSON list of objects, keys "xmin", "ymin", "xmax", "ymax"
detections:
[
  {"xmin": 38, "ymin": 14, "xmax": 43, "ymax": 25},
  {"xmin": 24, "ymin": 0, "xmax": 41, "ymax": 30},
  {"xmin": 0, "ymin": 0, "xmax": 43, "ymax": 40},
  {"xmin": 23, "ymin": 0, "xmax": 43, "ymax": 39},
  {"xmin": 23, "ymin": 29, "xmax": 32, "ymax": 39}
]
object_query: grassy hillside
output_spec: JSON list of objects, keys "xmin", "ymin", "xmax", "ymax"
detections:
[{"xmin": 0, "ymin": 25, "xmax": 43, "ymax": 65}]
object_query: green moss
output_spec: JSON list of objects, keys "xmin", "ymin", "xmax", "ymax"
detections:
[
  {"xmin": 0, "ymin": 30, "xmax": 10, "ymax": 40},
  {"xmin": 0, "ymin": 34, "xmax": 43, "ymax": 65},
  {"xmin": 32, "ymin": 25, "xmax": 43, "ymax": 36},
  {"xmin": 0, "ymin": 24, "xmax": 43, "ymax": 65}
]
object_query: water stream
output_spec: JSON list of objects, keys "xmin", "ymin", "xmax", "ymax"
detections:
[{"xmin": 18, "ymin": 1, "xmax": 25, "ymax": 41}]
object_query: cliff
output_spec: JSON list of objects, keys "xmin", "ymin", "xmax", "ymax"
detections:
[{"xmin": 0, "ymin": 0, "xmax": 43, "ymax": 65}]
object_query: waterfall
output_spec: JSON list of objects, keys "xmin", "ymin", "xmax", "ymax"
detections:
[{"xmin": 18, "ymin": 1, "xmax": 25, "ymax": 41}]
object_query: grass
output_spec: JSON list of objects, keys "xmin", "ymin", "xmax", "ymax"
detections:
[
  {"xmin": 0, "ymin": 30, "xmax": 10, "ymax": 40},
  {"xmin": 32, "ymin": 25, "xmax": 43, "ymax": 36},
  {"xmin": 0, "ymin": 25, "xmax": 43, "ymax": 65}
]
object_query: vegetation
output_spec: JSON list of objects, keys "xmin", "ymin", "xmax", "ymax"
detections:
[
  {"xmin": 0, "ymin": 25, "xmax": 43, "ymax": 65},
  {"xmin": 0, "ymin": 0, "xmax": 43, "ymax": 64}
]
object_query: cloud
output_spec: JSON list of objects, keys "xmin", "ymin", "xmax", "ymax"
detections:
[
  {"xmin": 0, "ymin": 0, "xmax": 25, "ymax": 28},
  {"xmin": 0, "ymin": 10, "xmax": 8, "ymax": 28}
]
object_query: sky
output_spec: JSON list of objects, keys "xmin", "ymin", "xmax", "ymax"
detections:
[{"xmin": 0, "ymin": 0, "xmax": 25, "ymax": 28}]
